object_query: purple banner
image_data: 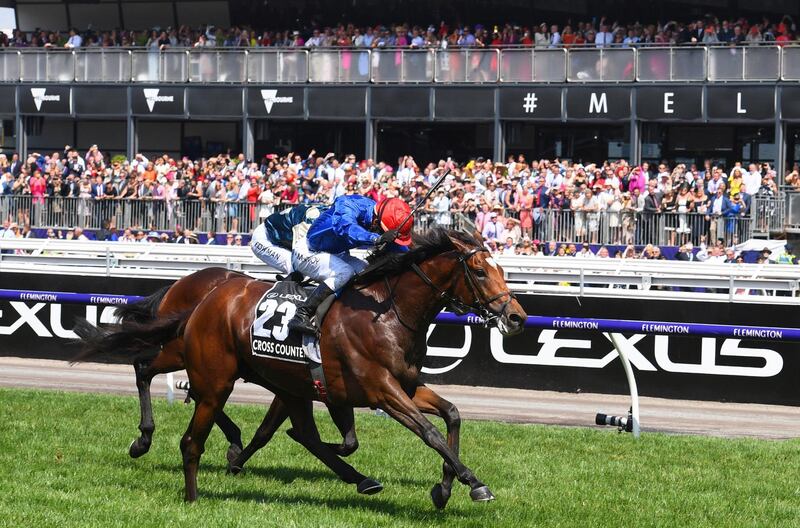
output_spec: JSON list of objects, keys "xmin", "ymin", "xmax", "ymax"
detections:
[
  {"xmin": 434, "ymin": 312, "xmax": 800, "ymax": 342},
  {"xmin": 2, "ymin": 288, "xmax": 799, "ymax": 342}
]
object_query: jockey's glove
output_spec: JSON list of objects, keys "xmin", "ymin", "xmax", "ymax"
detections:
[
  {"xmin": 374, "ymin": 229, "xmax": 398, "ymax": 253},
  {"xmin": 376, "ymin": 229, "xmax": 398, "ymax": 246}
]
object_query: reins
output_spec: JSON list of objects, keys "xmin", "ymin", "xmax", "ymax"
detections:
[{"xmin": 409, "ymin": 247, "xmax": 516, "ymax": 328}]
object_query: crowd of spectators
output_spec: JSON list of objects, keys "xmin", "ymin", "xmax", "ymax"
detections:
[
  {"xmin": 1, "ymin": 13, "xmax": 797, "ymax": 50},
  {"xmin": 0, "ymin": 143, "xmax": 794, "ymax": 264}
]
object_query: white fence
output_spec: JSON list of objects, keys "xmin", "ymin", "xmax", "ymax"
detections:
[{"xmin": 0, "ymin": 238, "xmax": 797, "ymax": 304}]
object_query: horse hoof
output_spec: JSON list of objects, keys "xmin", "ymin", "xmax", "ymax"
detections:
[
  {"xmin": 357, "ymin": 478, "xmax": 383, "ymax": 495},
  {"xmin": 128, "ymin": 438, "xmax": 150, "ymax": 459},
  {"xmin": 226, "ymin": 444, "xmax": 243, "ymax": 466},
  {"xmin": 430, "ymin": 483, "xmax": 451, "ymax": 510},
  {"xmin": 469, "ymin": 485, "xmax": 495, "ymax": 503}
]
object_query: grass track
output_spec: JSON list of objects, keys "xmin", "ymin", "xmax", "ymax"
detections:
[{"xmin": 1, "ymin": 388, "xmax": 799, "ymax": 527}]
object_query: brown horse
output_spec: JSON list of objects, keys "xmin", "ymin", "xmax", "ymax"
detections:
[
  {"xmin": 74, "ymin": 267, "xmax": 359, "ymax": 469},
  {"xmin": 177, "ymin": 229, "xmax": 526, "ymax": 507}
]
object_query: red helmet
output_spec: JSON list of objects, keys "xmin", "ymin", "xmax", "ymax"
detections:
[{"xmin": 376, "ymin": 198, "xmax": 413, "ymax": 246}]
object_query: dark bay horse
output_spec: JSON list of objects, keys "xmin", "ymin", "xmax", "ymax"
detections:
[
  {"xmin": 177, "ymin": 229, "xmax": 526, "ymax": 507},
  {"xmin": 74, "ymin": 267, "xmax": 359, "ymax": 470}
]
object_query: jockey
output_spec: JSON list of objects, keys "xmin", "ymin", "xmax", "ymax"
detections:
[
  {"xmin": 250, "ymin": 204, "xmax": 324, "ymax": 275},
  {"xmin": 288, "ymin": 195, "xmax": 413, "ymax": 334}
]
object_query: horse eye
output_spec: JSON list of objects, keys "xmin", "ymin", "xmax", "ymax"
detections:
[{"xmin": 474, "ymin": 268, "xmax": 487, "ymax": 278}]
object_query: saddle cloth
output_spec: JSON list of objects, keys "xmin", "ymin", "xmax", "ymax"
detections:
[
  {"xmin": 251, "ymin": 280, "xmax": 315, "ymax": 363},
  {"xmin": 250, "ymin": 279, "xmax": 335, "ymax": 364}
]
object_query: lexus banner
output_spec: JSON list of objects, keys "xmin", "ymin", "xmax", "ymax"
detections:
[{"xmin": 1, "ymin": 272, "xmax": 799, "ymax": 405}]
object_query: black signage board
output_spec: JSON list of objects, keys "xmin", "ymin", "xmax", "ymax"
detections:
[
  {"xmin": 780, "ymin": 86, "xmax": 800, "ymax": 121},
  {"xmin": 706, "ymin": 86, "xmax": 775, "ymax": 121},
  {"xmin": 566, "ymin": 87, "xmax": 630, "ymax": 121},
  {"xmin": 307, "ymin": 87, "xmax": 366, "ymax": 119},
  {"xmin": 636, "ymin": 86, "xmax": 703, "ymax": 121},
  {"xmin": 19, "ymin": 86, "xmax": 71, "ymax": 115},
  {"xmin": 3, "ymin": 271, "xmax": 800, "ymax": 405},
  {"xmin": 423, "ymin": 294, "xmax": 800, "ymax": 405},
  {"xmin": 498, "ymin": 87, "xmax": 562, "ymax": 120},
  {"xmin": 434, "ymin": 88, "xmax": 494, "ymax": 119},
  {"xmin": 0, "ymin": 86, "xmax": 15, "ymax": 114},
  {"xmin": 187, "ymin": 87, "xmax": 243, "ymax": 117},
  {"xmin": 371, "ymin": 87, "xmax": 430, "ymax": 119},
  {"xmin": 246, "ymin": 87, "xmax": 305, "ymax": 118},
  {"xmin": 73, "ymin": 86, "xmax": 128, "ymax": 116},
  {"xmin": 131, "ymin": 86, "xmax": 185, "ymax": 116}
]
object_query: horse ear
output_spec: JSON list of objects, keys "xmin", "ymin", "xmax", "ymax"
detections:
[
  {"xmin": 472, "ymin": 230, "xmax": 484, "ymax": 243},
  {"xmin": 448, "ymin": 234, "xmax": 473, "ymax": 253}
]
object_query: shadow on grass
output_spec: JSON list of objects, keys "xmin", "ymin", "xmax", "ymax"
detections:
[
  {"xmin": 150, "ymin": 461, "xmax": 430, "ymax": 488},
  {"xmin": 199, "ymin": 487, "xmax": 473, "ymax": 521}
]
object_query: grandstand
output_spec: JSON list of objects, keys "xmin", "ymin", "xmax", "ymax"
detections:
[{"xmin": 0, "ymin": 0, "xmax": 797, "ymax": 252}]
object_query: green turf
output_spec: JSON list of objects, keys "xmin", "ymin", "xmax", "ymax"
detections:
[{"xmin": 1, "ymin": 388, "xmax": 799, "ymax": 528}]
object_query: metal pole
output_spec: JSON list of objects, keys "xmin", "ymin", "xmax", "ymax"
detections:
[
  {"xmin": 166, "ymin": 372, "xmax": 174, "ymax": 404},
  {"xmin": 605, "ymin": 332, "xmax": 641, "ymax": 438}
]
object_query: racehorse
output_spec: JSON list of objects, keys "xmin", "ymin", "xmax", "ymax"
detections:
[
  {"xmin": 175, "ymin": 229, "xmax": 525, "ymax": 507},
  {"xmin": 73, "ymin": 267, "xmax": 359, "ymax": 470}
]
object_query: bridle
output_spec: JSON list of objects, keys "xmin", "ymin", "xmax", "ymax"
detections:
[{"xmin": 410, "ymin": 246, "xmax": 516, "ymax": 328}]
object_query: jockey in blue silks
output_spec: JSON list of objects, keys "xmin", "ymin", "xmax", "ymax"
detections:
[
  {"xmin": 288, "ymin": 195, "xmax": 413, "ymax": 335},
  {"xmin": 250, "ymin": 204, "xmax": 326, "ymax": 274}
]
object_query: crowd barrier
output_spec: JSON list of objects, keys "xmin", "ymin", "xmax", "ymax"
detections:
[
  {"xmin": 0, "ymin": 194, "xmax": 782, "ymax": 245},
  {"xmin": 2, "ymin": 45, "xmax": 800, "ymax": 84}
]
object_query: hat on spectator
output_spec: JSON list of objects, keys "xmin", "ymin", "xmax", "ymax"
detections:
[
  {"xmin": 147, "ymin": 231, "xmax": 160, "ymax": 240},
  {"xmin": 761, "ymin": 247, "xmax": 772, "ymax": 255}
]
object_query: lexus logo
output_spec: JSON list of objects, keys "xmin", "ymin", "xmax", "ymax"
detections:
[
  {"xmin": 261, "ymin": 89, "xmax": 293, "ymax": 114},
  {"xmin": 143, "ymin": 88, "xmax": 175, "ymax": 112},
  {"xmin": 30, "ymin": 88, "xmax": 60, "ymax": 111}
]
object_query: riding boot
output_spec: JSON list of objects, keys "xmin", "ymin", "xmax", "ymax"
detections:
[{"xmin": 288, "ymin": 283, "xmax": 334, "ymax": 335}]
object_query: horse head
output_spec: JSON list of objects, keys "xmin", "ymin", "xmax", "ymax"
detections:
[{"xmin": 445, "ymin": 233, "xmax": 527, "ymax": 336}]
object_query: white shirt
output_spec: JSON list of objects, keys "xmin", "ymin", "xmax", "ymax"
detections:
[
  {"xmin": 67, "ymin": 34, "xmax": 83, "ymax": 48},
  {"xmin": 595, "ymin": 32, "xmax": 614, "ymax": 47},
  {"xmin": 396, "ymin": 167, "xmax": 415, "ymax": 187},
  {"xmin": 744, "ymin": 171, "xmax": 762, "ymax": 194}
]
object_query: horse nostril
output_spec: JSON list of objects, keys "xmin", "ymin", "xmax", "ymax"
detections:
[{"xmin": 508, "ymin": 313, "xmax": 525, "ymax": 326}]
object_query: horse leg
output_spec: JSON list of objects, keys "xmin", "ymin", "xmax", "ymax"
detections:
[
  {"xmin": 283, "ymin": 396, "xmax": 382, "ymax": 495},
  {"xmin": 182, "ymin": 382, "xmax": 234, "ymax": 502},
  {"xmin": 286, "ymin": 405, "xmax": 358, "ymax": 457},
  {"xmin": 130, "ymin": 347, "xmax": 182, "ymax": 458},
  {"xmin": 324, "ymin": 405, "xmax": 358, "ymax": 457},
  {"xmin": 412, "ymin": 385, "xmax": 461, "ymax": 510},
  {"xmin": 214, "ymin": 409, "xmax": 243, "ymax": 466},
  {"xmin": 378, "ymin": 381, "xmax": 493, "ymax": 506},
  {"xmin": 227, "ymin": 397, "xmax": 289, "ymax": 474}
]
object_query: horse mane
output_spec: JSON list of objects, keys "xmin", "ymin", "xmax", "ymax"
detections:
[{"xmin": 355, "ymin": 228, "xmax": 481, "ymax": 285}]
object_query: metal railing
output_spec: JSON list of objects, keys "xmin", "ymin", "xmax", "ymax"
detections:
[
  {"xmin": 786, "ymin": 191, "xmax": 800, "ymax": 231},
  {"xmin": 444, "ymin": 209, "xmax": 754, "ymax": 247},
  {"xmin": 0, "ymin": 195, "xmax": 288, "ymax": 234},
  {"xmin": 2, "ymin": 238, "xmax": 797, "ymax": 302},
  {"xmin": 567, "ymin": 48, "xmax": 636, "ymax": 81},
  {"xmin": 371, "ymin": 49, "xmax": 435, "ymax": 83},
  {"xmin": 0, "ymin": 194, "xmax": 789, "ymax": 245},
  {"xmin": 0, "ymin": 45, "xmax": 797, "ymax": 84}
]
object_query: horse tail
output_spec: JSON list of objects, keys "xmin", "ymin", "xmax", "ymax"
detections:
[
  {"xmin": 115, "ymin": 286, "xmax": 170, "ymax": 324},
  {"xmin": 71, "ymin": 310, "xmax": 191, "ymax": 364}
]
